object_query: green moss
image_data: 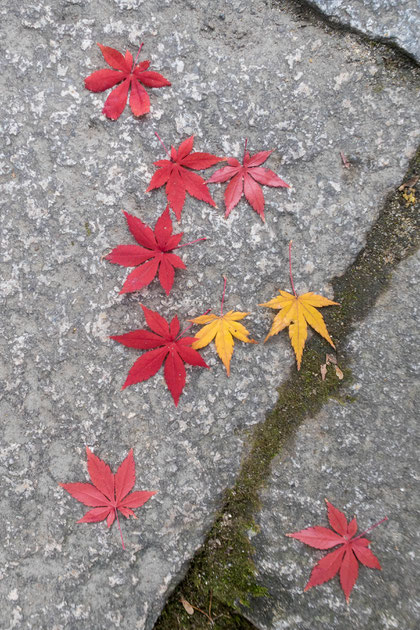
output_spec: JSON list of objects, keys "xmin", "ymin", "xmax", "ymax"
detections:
[
  {"xmin": 154, "ymin": 147, "xmax": 420, "ymax": 629},
  {"xmin": 84, "ymin": 221, "xmax": 92, "ymax": 236}
]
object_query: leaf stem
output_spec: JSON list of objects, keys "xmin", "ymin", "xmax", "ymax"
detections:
[
  {"xmin": 155, "ymin": 132, "xmax": 171, "ymax": 158},
  {"xmin": 353, "ymin": 516, "xmax": 388, "ymax": 541},
  {"xmin": 115, "ymin": 509, "xmax": 126, "ymax": 550},
  {"xmin": 220, "ymin": 276, "xmax": 227, "ymax": 315},
  {"xmin": 243, "ymin": 138, "xmax": 248, "ymax": 163},
  {"xmin": 174, "ymin": 237, "xmax": 207, "ymax": 249},
  {"xmin": 289, "ymin": 240, "xmax": 297, "ymax": 297},
  {"xmin": 177, "ymin": 309, "xmax": 211, "ymax": 339},
  {"xmin": 133, "ymin": 42, "xmax": 144, "ymax": 68}
]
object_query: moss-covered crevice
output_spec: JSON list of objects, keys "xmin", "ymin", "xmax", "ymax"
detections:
[{"xmin": 154, "ymin": 149, "xmax": 420, "ymax": 629}]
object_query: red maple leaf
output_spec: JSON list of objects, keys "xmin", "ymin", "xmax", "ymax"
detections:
[
  {"xmin": 146, "ymin": 134, "xmax": 226, "ymax": 221},
  {"xmin": 84, "ymin": 43, "xmax": 171, "ymax": 120},
  {"xmin": 206, "ymin": 139, "xmax": 289, "ymax": 222},
  {"xmin": 111, "ymin": 305, "xmax": 209, "ymax": 405},
  {"xmin": 60, "ymin": 447, "xmax": 156, "ymax": 549},
  {"xmin": 105, "ymin": 206, "xmax": 206, "ymax": 296},
  {"xmin": 286, "ymin": 500, "xmax": 387, "ymax": 602}
]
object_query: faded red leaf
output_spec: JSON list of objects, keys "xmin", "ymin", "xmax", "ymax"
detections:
[
  {"xmin": 206, "ymin": 139, "xmax": 289, "ymax": 221},
  {"xmin": 286, "ymin": 499, "xmax": 386, "ymax": 602},
  {"xmin": 85, "ymin": 43, "xmax": 171, "ymax": 120},
  {"xmin": 60, "ymin": 447, "xmax": 156, "ymax": 548},
  {"xmin": 105, "ymin": 206, "xmax": 205, "ymax": 295},
  {"xmin": 111, "ymin": 305, "xmax": 209, "ymax": 405},
  {"xmin": 146, "ymin": 134, "xmax": 225, "ymax": 220}
]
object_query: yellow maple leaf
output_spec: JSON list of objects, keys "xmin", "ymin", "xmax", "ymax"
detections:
[
  {"xmin": 190, "ymin": 279, "xmax": 256, "ymax": 375},
  {"xmin": 260, "ymin": 242, "xmax": 339, "ymax": 370},
  {"xmin": 260, "ymin": 291, "xmax": 339, "ymax": 370}
]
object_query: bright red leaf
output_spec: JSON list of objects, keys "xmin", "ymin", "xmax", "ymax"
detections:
[
  {"xmin": 60, "ymin": 447, "xmax": 156, "ymax": 549},
  {"xmin": 85, "ymin": 43, "xmax": 171, "ymax": 120},
  {"xmin": 146, "ymin": 134, "xmax": 226, "ymax": 220},
  {"xmin": 105, "ymin": 206, "xmax": 206, "ymax": 296},
  {"xmin": 286, "ymin": 499, "xmax": 387, "ymax": 602},
  {"xmin": 111, "ymin": 305, "xmax": 209, "ymax": 405},
  {"xmin": 206, "ymin": 139, "xmax": 289, "ymax": 221}
]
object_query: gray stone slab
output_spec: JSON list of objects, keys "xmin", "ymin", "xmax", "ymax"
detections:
[
  {"xmin": 304, "ymin": 0, "xmax": 420, "ymax": 63},
  {"xmin": 0, "ymin": 0, "xmax": 419, "ymax": 628},
  {"xmin": 246, "ymin": 251, "xmax": 420, "ymax": 630}
]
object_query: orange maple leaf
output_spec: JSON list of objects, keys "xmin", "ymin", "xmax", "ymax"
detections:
[
  {"xmin": 260, "ymin": 243, "xmax": 339, "ymax": 370},
  {"xmin": 190, "ymin": 278, "xmax": 257, "ymax": 375}
]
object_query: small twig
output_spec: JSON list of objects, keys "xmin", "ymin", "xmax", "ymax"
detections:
[
  {"xmin": 188, "ymin": 603, "xmax": 214, "ymax": 624},
  {"xmin": 209, "ymin": 589, "xmax": 213, "ymax": 619},
  {"xmin": 288, "ymin": 241, "xmax": 297, "ymax": 297},
  {"xmin": 155, "ymin": 131, "xmax": 171, "ymax": 158},
  {"xmin": 353, "ymin": 516, "xmax": 388, "ymax": 541},
  {"xmin": 340, "ymin": 151, "xmax": 351, "ymax": 168}
]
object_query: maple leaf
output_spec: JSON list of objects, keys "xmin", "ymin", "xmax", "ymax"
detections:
[
  {"xmin": 260, "ymin": 242, "xmax": 339, "ymax": 370},
  {"xmin": 84, "ymin": 43, "xmax": 171, "ymax": 120},
  {"xmin": 111, "ymin": 305, "xmax": 209, "ymax": 405},
  {"xmin": 286, "ymin": 499, "xmax": 387, "ymax": 602},
  {"xmin": 206, "ymin": 138, "xmax": 289, "ymax": 221},
  {"xmin": 190, "ymin": 277, "xmax": 257, "ymax": 376},
  {"xmin": 105, "ymin": 206, "xmax": 206, "ymax": 296},
  {"xmin": 146, "ymin": 133, "xmax": 226, "ymax": 221},
  {"xmin": 60, "ymin": 447, "xmax": 156, "ymax": 549}
]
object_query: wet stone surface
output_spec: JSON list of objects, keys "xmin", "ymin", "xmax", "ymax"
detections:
[
  {"xmin": 246, "ymin": 252, "xmax": 420, "ymax": 630},
  {"xmin": 0, "ymin": 0, "xmax": 419, "ymax": 628}
]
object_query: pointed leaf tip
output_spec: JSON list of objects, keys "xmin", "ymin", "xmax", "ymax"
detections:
[
  {"xmin": 60, "ymin": 448, "xmax": 155, "ymax": 545},
  {"xmin": 287, "ymin": 500, "xmax": 383, "ymax": 601}
]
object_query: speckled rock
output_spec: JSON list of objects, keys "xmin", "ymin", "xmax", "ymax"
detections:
[
  {"xmin": 0, "ymin": 0, "xmax": 419, "ymax": 628},
  {"xmin": 246, "ymin": 252, "xmax": 420, "ymax": 630},
  {"xmin": 304, "ymin": 0, "xmax": 420, "ymax": 63}
]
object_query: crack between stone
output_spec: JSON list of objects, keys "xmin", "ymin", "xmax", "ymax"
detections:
[
  {"xmin": 280, "ymin": 0, "xmax": 419, "ymax": 67},
  {"xmin": 153, "ymin": 142, "xmax": 420, "ymax": 629}
]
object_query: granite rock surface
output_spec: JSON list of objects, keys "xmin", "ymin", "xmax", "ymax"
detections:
[
  {"xmin": 304, "ymin": 0, "xmax": 420, "ymax": 63},
  {"xmin": 0, "ymin": 0, "xmax": 419, "ymax": 628},
  {"xmin": 246, "ymin": 251, "xmax": 420, "ymax": 630}
]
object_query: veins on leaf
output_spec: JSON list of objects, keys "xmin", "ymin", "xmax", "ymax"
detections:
[
  {"xmin": 146, "ymin": 135, "xmax": 225, "ymax": 221},
  {"xmin": 206, "ymin": 140, "xmax": 289, "ymax": 221},
  {"xmin": 111, "ymin": 305, "xmax": 209, "ymax": 405},
  {"xmin": 84, "ymin": 43, "xmax": 171, "ymax": 120},
  {"xmin": 190, "ymin": 278, "xmax": 257, "ymax": 376},
  {"xmin": 105, "ymin": 207, "xmax": 206, "ymax": 296},
  {"xmin": 260, "ymin": 243, "xmax": 339, "ymax": 370},
  {"xmin": 60, "ymin": 448, "xmax": 156, "ymax": 549},
  {"xmin": 286, "ymin": 499, "xmax": 387, "ymax": 602}
]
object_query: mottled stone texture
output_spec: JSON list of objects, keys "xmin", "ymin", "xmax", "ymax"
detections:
[
  {"xmin": 247, "ymin": 252, "xmax": 420, "ymax": 630},
  {"xmin": 305, "ymin": 0, "xmax": 420, "ymax": 62},
  {"xmin": 0, "ymin": 0, "xmax": 419, "ymax": 628}
]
